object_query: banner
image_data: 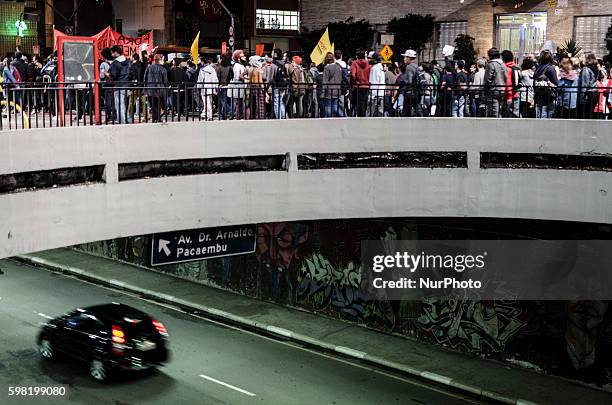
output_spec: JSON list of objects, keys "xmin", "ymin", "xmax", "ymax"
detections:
[
  {"xmin": 54, "ymin": 27, "xmax": 154, "ymax": 61},
  {"xmin": 94, "ymin": 27, "xmax": 154, "ymax": 59},
  {"xmin": 310, "ymin": 27, "xmax": 334, "ymax": 65}
]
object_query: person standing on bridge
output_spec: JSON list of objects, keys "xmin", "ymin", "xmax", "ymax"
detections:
[
  {"xmin": 483, "ymin": 47, "xmax": 507, "ymax": 118},
  {"xmin": 143, "ymin": 54, "xmax": 168, "ymax": 123},
  {"xmin": 197, "ymin": 58, "xmax": 218, "ymax": 121},
  {"xmin": 109, "ymin": 45, "xmax": 132, "ymax": 124},
  {"xmin": 323, "ymin": 52, "xmax": 344, "ymax": 118}
]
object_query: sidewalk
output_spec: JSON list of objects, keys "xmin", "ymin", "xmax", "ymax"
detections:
[{"xmin": 16, "ymin": 248, "xmax": 612, "ymax": 405}]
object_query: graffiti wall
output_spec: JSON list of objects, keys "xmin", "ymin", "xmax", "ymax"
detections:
[{"xmin": 75, "ymin": 218, "xmax": 612, "ymax": 386}]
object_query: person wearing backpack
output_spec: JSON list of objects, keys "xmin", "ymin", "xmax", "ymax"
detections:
[
  {"xmin": 108, "ymin": 45, "xmax": 132, "ymax": 123},
  {"xmin": 302, "ymin": 60, "xmax": 315, "ymax": 118},
  {"xmin": 502, "ymin": 50, "xmax": 521, "ymax": 118},
  {"xmin": 453, "ymin": 60, "xmax": 469, "ymax": 117},
  {"xmin": 334, "ymin": 50, "xmax": 350, "ymax": 116},
  {"xmin": 533, "ymin": 50, "xmax": 558, "ymax": 119},
  {"xmin": 483, "ymin": 47, "xmax": 507, "ymax": 118},
  {"xmin": 577, "ymin": 53, "xmax": 598, "ymax": 119},
  {"xmin": 270, "ymin": 48, "xmax": 288, "ymax": 119},
  {"xmin": 440, "ymin": 60, "xmax": 456, "ymax": 117},
  {"xmin": 395, "ymin": 49, "xmax": 420, "ymax": 117}
]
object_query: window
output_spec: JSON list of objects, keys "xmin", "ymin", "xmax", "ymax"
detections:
[
  {"xmin": 495, "ymin": 13, "xmax": 547, "ymax": 58},
  {"xmin": 256, "ymin": 9, "xmax": 299, "ymax": 31},
  {"xmin": 574, "ymin": 15, "xmax": 612, "ymax": 58},
  {"xmin": 435, "ymin": 21, "xmax": 467, "ymax": 60}
]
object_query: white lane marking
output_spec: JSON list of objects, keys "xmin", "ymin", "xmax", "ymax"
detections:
[
  {"xmin": 37, "ymin": 312, "xmax": 54, "ymax": 320},
  {"xmin": 199, "ymin": 374, "xmax": 256, "ymax": 397},
  {"xmin": 28, "ymin": 266, "xmax": 482, "ymax": 403}
]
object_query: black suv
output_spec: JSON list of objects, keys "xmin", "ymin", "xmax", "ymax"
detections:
[{"xmin": 37, "ymin": 303, "xmax": 170, "ymax": 382}]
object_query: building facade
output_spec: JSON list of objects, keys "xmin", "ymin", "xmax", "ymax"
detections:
[{"xmin": 301, "ymin": 0, "xmax": 612, "ymax": 60}]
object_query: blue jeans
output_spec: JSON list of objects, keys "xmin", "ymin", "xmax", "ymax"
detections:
[
  {"xmin": 324, "ymin": 98, "xmax": 345, "ymax": 118},
  {"xmin": 218, "ymin": 88, "xmax": 230, "ymax": 120},
  {"xmin": 273, "ymin": 88, "xmax": 286, "ymax": 119},
  {"xmin": 452, "ymin": 96, "xmax": 465, "ymax": 117},
  {"xmin": 536, "ymin": 102, "xmax": 555, "ymax": 119},
  {"xmin": 114, "ymin": 89, "xmax": 128, "ymax": 124}
]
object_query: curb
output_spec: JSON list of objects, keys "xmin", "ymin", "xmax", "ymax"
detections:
[{"xmin": 16, "ymin": 254, "xmax": 536, "ymax": 405}]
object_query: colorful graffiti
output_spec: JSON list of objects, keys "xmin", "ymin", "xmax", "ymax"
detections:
[
  {"xmin": 297, "ymin": 253, "xmax": 394, "ymax": 328},
  {"xmin": 74, "ymin": 218, "xmax": 612, "ymax": 386}
]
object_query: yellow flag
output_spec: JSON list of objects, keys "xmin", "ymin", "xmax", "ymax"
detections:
[
  {"xmin": 191, "ymin": 31, "xmax": 200, "ymax": 64},
  {"xmin": 310, "ymin": 27, "xmax": 333, "ymax": 65}
]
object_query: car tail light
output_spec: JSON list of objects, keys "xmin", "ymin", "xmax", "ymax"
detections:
[
  {"xmin": 112, "ymin": 325, "xmax": 126, "ymax": 344},
  {"xmin": 152, "ymin": 319, "xmax": 168, "ymax": 336}
]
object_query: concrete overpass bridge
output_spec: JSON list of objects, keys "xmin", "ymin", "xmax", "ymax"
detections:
[{"xmin": 1, "ymin": 118, "xmax": 611, "ymax": 259}]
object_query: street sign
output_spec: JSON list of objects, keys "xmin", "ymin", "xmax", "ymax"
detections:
[
  {"xmin": 380, "ymin": 44, "xmax": 394, "ymax": 62},
  {"xmin": 228, "ymin": 26, "xmax": 234, "ymax": 36},
  {"xmin": 380, "ymin": 34, "xmax": 394, "ymax": 46},
  {"xmin": 151, "ymin": 224, "xmax": 257, "ymax": 266}
]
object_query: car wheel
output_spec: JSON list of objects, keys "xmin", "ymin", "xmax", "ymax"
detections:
[
  {"xmin": 90, "ymin": 359, "xmax": 110, "ymax": 382},
  {"xmin": 39, "ymin": 339, "xmax": 55, "ymax": 360}
]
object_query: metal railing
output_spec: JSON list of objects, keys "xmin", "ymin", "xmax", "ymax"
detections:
[{"xmin": 0, "ymin": 81, "xmax": 610, "ymax": 130}]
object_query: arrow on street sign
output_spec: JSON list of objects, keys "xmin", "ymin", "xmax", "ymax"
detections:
[{"xmin": 158, "ymin": 239, "xmax": 171, "ymax": 256}]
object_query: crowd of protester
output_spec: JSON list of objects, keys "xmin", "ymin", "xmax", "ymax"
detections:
[{"xmin": 1, "ymin": 44, "xmax": 612, "ymax": 124}]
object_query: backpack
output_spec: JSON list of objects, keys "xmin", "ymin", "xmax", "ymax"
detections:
[
  {"xmin": 534, "ymin": 66, "xmax": 556, "ymax": 104},
  {"xmin": 273, "ymin": 61, "xmax": 289, "ymax": 87},
  {"xmin": 510, "ymin": 65, "xmax": 521, "ymax": 91},
  {"xmin": 12, "ymin": 67, "xmax": 22, "ymax": 83},
  {"xmin": 303, "ymin": 69, "xmax": 314, "ymax": 88},
  {"xmin": 339, "ymin": 63, "xmax": 350, "ymax": 90}
]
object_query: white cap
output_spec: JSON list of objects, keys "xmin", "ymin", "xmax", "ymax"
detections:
[
  {"xmin": 401, "ymin": 49, "xmax": 417, "ymax": 58},
  {"xmin": 367, "ymin": 51, "xmax": 376, "ymax": 59}
]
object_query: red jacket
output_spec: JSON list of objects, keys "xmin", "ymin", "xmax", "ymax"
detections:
[
  {"xmin": 351, "ymin": 59, "xmax": 370, "ymax": 88},
  {"xmin": 504, "ymin": 61, "xmax": 518, "ymax": 102}
]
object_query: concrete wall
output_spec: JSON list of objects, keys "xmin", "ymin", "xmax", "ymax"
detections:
[{"xmin": 1, "ymin": 118, "xmax": 612, "ymax": 259}]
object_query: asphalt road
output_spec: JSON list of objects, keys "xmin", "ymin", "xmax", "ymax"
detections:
[{"xmin": 0, "ymin": 259, "xmax": 488, "ymax": 405}]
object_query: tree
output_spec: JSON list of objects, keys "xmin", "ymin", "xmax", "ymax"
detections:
[
  {"xmin": 557, "ymin": 39, "xmax": 582, "ymax": 59},
  {"xmin": 605, "ymin": 21, "xmax": 612, "ymax": 66},
  {"xmin": 300, "ymin": 18, "xmax": 374, "ymax": 62},
  {"xmin": 387, "ymin": 14, "xmax": 435, "ymax": 61},
  {"xmin": 454, "ymin": 34, "xmax": 477, "ymax": 67}
]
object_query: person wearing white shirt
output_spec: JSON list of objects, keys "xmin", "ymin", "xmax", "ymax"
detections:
[{"xmin": 367, "ymin": 54, "xmax": 386, "ymax": 117}]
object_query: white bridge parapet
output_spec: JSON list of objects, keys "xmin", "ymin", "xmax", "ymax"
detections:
[{"xmin": 1, "ymin": 118, "xmax": 611, "ymax": 259}]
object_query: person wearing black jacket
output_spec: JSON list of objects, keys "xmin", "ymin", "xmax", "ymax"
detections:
[
  {"xmin": 108, "ymin": 45, "xmax": 132, "ymax": 123},
  {"xmin": 169, "ymin": 59, "xmax": 188, "ymax": 116},
  {"xmin": 144, "ymin": 53, "xmax": 168, "ymax": 123},
  {"xmin": 128, "ymin": 53, "xmax": 144, "ymax": 121}
]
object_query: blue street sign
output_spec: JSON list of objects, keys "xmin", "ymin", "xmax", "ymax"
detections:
[{"xmin": 151, "ymin": 224, "xmax": 257, "ymax": 266}]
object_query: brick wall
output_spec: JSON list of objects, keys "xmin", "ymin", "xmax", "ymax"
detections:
[{"xmin": 301, "ymin": 0, "xmax": 611, "ymax": 57}]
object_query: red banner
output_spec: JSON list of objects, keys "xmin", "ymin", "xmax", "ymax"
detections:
[{"xmin": 54, "ymin": 27, "xmax": 154, "ymax": 60}]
